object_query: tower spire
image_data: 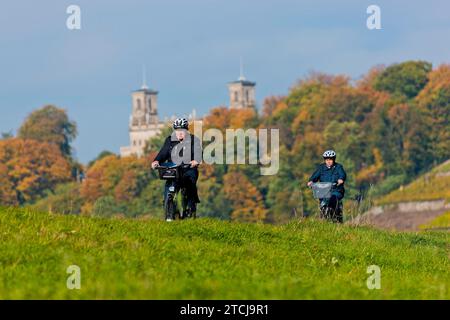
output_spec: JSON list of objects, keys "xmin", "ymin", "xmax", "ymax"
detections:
[
  {"xmin": 238, "ymin": 57, "xmax": 246, "ymax": 81},
  {"xmin": 141, "ymin": 64, "xmax": 148, "ymax": 89}
]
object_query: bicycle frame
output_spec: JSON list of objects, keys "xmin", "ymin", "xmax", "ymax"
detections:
[
  {"xmin": 155, "ymin": 163, "xmax": 194, "ymax": 221},
  {"xmin": 309, "ymin": 182, "xmax": 343, "ymax": 223}
]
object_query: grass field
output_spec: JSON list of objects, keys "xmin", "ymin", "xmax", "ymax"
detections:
[
  {"xmin": 420, "ymin": 211, "xmax": 450, "ymax": 230},
  {"xmin": 0, "ymin": 207, "xmax": 448, "ymax": 299}
]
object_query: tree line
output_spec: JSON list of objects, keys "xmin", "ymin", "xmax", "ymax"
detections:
[{"xmin": 1, "ymin": 60, "xmax": 449, "ymax": 222}]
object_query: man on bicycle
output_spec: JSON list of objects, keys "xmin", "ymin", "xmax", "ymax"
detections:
[
  {"xmin": 307, "ymin": 150, "xmax": 347, "ymax": 222},
  {"xmin": 151, "ymin": 118, "xmax": 202, "ymax": 216}
]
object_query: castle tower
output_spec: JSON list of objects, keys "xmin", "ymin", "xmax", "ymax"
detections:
[
  {"xmin": 130, "ymin": 87, "xmax": 158, "ymax": 126},
  {"xmin": 228, "ymin": 59, "xmax": 256, "ymax": 109},
  {"xmin": 130, "ymin": 65, "xmax": 158, "ymax": 126},
  {"xmin": 120, "ymin": 68, "xmax": 165, "ymax": 157}
]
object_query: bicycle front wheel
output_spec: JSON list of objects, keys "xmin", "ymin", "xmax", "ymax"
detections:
[{"xmin": 165, "ymin": 194, "xmax": 176, "ymax": 221}]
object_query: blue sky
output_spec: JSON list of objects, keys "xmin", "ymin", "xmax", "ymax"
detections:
[{"xmin": 1, "ymin": 0, "xmax": 450, "ymax": 163}]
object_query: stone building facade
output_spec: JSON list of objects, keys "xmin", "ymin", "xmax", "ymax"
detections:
[{"xmin": 120, "ymin": 85, "xmax": 165, "ymax": 157}]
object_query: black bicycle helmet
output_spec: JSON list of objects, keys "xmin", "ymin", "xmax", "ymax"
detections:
[{"xmin": 173, "ymin": 118, "xmax": 189, "ymax": 130}]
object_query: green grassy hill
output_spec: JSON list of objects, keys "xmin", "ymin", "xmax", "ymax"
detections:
[
  {"xmin": 377, "ymin": 160, "xmax": 450, "ymax": 205},
  {"xmin": 372, "ymin": 160, "xmax": 450, "ymax": 230},
  {"xmin": 0, "ymin": 207, "xmax": 448, "ymax": 299}
]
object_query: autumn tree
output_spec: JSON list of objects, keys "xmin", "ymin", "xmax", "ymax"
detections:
[
  {"xmin": 265, "ymin": 147, "xmax": 307, "ymax": 223},
  {"xmin": 80, "ymin": 154, "xmax": 152, "ymax": 215},
  {"xmin": 18, "ymin": 105, "xmax": 77, "ymax": 158},
  {"xmin": 223, "ymin": 170, "xmax": 267, "ymax": 222},
  {"xmin": 196, "ymin": 164, "xmax": 232, "ymax": 220},
  {"xmin": 261, "ymin": 95, "xmax": 285, "ymax": 117},
  {"xmin": 373, "ymin": 61, "xmax": 432, "ymax": 100},
  {"xmin": 16, "ymin": 60, "xmax": 450, "ymax": 222},
  {"xmin": 416, "ymin": 64, "xmax": 450, "ymax": 163},
  {"xmin": 143, "ymin": 125, "xmax": 173, "ymax": 155},
  {"xmin": 88, "ymin": 150, "xmax": 115, "ymax": 168},
  {"xmin": 0, "ymin": 138, "xmax": 72, "ymax": 205},
  {"xmin": 203, "ymin": 106, "xmax": 259, "ymax": 131}
]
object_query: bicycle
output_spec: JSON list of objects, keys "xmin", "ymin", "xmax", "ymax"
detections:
[
  {"xmin": 310, "ymin": 182, "xmax": 343, "ymax": 223},
  {"xmin": 154, "ymin": 163, "xmax": 196, "ymax": 221}
]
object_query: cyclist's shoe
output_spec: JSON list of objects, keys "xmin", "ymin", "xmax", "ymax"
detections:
[
  {"xmin": 184, "ymin": 202, "xmax": 196, "ymax": 218},
  {"xmin": 190, "ymin": 205, "xmax": 197, "ymax": 218}
]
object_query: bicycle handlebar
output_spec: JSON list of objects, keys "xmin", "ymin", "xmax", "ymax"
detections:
[
  {"xmin": 308, "ymin": 182, "xmax": 338, "ymax": 188},
  {"xmin": 153, "ymin": 163, "xmax": 196, "ymax": 170}
]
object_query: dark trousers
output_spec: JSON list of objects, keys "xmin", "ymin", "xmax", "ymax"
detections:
[
  {"xmin": 321, "ymin": 192, "xmax": 344, "ymax": 223},
  {"xmin": 328, "ymin": 195, "xmax": 339, "ymax": 210},
  {"xmin": 327, "ymin": 192, "xmax": 343, "ymax": 223},
  {"xmin": 327, "ymin": 191, "xmax": 343, "ymax": 208},
  {"xmin": 164, "ymin": 168, "xmax": 200, "ymax": 210}
]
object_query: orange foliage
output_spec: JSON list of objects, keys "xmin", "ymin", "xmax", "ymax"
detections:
[
  {"xmin": 356, "ymin": 65, "xmax": 385, "ymax": 90},
  {"xmin": 203, "ymin": 106, "xmax": 231, "ymax": 129},
  {"xmin": 199, "ymin": 163, "xmax": 216, "ymax": 180},
  {"xmin": 203, "ymin": 106, "xmax": 257, "ymax": 130},
  {"xmin": 416, "ymin": 64, "xmax": 450, "ymax": 106},
  {"xmin": 223, "ymin": 170, "xmax": 267, "ymax": 222},
  {"xmin": 114, "ymin": 170, "xmax": 138, "ymax": 202},
  {"xmin": 229, "ymin": 108, "xmax": 257, "ymax": 128},
  {"xmin": 272, "ymin": 101, "xmax": 288, "ymax": 116},
  {"xmin": 262, "ymin": 95, "xmax": 285, "ymax": 117},
  {"xmin": 0, "ymin": 138, "xmax": 72, "ymax": 205},
  {"xmin": 80, "ymin": 154, "xmax": 151, "ymax": 204}
]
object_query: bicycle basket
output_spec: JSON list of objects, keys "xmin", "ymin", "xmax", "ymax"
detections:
[
  {"xmin": 311, "ymin": 182, "xmax": 333, "ymax": 199},
  {"xmin": 157, "ymin": 166, "xmax": 179, "ymax": 180}
]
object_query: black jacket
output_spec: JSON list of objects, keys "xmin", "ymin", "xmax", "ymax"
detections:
[
  {"xmin": 309, "ymin": 162, "xmax": 347, "ymax": 196},
  {"xmin": 154, "ymin": 133, "xmax": 202, "ymax": 165}
]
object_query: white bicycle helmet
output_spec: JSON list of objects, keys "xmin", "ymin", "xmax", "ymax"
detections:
[
  {"xmin": 323, "ymin": 150, "xmax": 336, "ymax": 158},
  {"xmin": 173, "ymin": 118, "xmax": 189, "ymax": 130}
]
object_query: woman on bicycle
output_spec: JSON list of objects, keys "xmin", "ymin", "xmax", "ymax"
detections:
[{"xmin": 307, "ymin": 150, "xmax": 347, "ymax": 221}]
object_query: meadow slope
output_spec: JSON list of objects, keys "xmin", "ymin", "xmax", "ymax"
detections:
[{"xmin": 0, "ymin": 207, "xmax": 448, "ymax": 299}]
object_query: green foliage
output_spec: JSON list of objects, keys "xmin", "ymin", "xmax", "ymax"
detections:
[
  {"xmin": 197, "ymin": 187, "xmax": 232, "ymax": 220},
  {"xmin": 416, "ymin": 65, "xmax": 450, "ymax": 163},
  {"xmin": 127, "ymin": 179, "xmax": 165, "ymax": 218},
  {"xmin": 30, "ymin": 183, "xmax": 83, "ymax": 215},
  {"xmin": 370, "ymin": 174, "xmax": 408, "ymax": 197},
  {"xmin": 0, "ymin": 208, "xmax": 448, "ymax": 299},
  {"xmin": 266, "ymin": 177, "xmax": 303, "ymax": 222},
  {"xmin": 91, "ymin": 196, "xmax": 126, "ymax": 217},
  {"xmin": 377, "ymin": 160, "xmax": 450, "ymax": 205},
  {"xmin": 14, "ymin": 60, "xmax": 450, "ymax": 222},
  {"xmin": 144, "ymin": 125, "xmax": 172, "ymax": 155},
  {"xmin": 420, "ymin": 211, "xmax": 450, "ymax": 230},
  {"xmin": 18, "ymin": 105, "xmax": 77, "ymax": 158},
  {"xmin": 373, "ymin": 61, "xmax": 432, "ymax": 100}
]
